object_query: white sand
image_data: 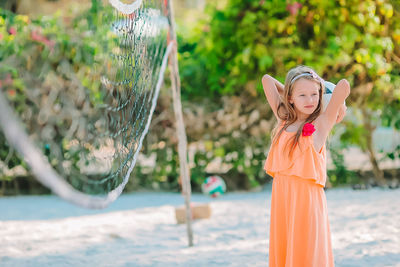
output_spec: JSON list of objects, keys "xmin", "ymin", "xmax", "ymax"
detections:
[{"xmin": 0, "ymin": 186, "xmax": 399, "ymax": 267}]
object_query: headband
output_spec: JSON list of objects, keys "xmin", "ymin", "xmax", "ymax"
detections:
[{"xmin": 290, "ymin": 71, "xmax": 324, "ymax": 86}]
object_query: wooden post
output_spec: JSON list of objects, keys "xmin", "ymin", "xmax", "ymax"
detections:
[{"xmin": 166, "ymin": 0, "xmax": 194, "ymax": 247}]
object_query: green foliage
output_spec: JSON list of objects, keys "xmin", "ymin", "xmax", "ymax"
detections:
[
  {"xmin": 381, "ymin": 98, "xmax": 400, "ymax": 161},
  {"xmin": 177, "ymin": 0, "xmax": 400, "ymax": 183},
  {"xmin": 180, "ymin": 0, "xmax": 400, "ymax": 97},
  {"xmin": 129, "ymin": 135, "xmax": 271, "ymax": 192},
  {"xmin": 2, "ymin": 0, "xmax": 400, "ymax": 194},
  {"xmin": 176, "ymin": 21, "xmax": 210, "ymax": 100},
  {"xmin": 0, "ymin": 5, "xmax": 118, "ymax": 193},
  {"xmin": 328, "ymin": 146, "xmax": 359, "ymax": 186}
]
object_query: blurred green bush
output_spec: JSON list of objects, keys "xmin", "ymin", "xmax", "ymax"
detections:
[
  {"xmin": 0, "ymin": 4, "xmax": 119, "ymax": 194},
  {"xmin": 177, "ymin": 0, "xmax": 400, "ymax": 186},
  {"xmin": 1, "ymin": 0, "xmax": 400, "ymax": 195}
]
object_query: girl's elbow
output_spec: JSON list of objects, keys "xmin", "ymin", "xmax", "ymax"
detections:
[
  {"xmin": 262, "ymin": 74, "xmax": 273, "ymax": 90},
  {"xmin": 262, "ymin": 74, "xmax": 271, "ymax": 82}
]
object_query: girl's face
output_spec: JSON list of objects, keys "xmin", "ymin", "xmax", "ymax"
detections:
[{"xmin": 289, "ymin": 78, "xmax": 320, "ymax": 119}]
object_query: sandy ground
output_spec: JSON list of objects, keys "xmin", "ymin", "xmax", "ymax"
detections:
[{"xmin": 0, "ymin": 185, "xmax": 399, "ymax": 267}]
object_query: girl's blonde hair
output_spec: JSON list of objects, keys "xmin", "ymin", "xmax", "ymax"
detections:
[{"xmin": 271, "ymin": 65, "xmax": 325, "ymax": 158}]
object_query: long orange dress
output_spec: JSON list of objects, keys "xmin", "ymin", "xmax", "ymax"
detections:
[{"xmin": 264, "ymin": 122, "xmax": 334, "ymax": 267}]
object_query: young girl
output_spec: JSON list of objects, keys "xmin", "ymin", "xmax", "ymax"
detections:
[{"xmin": 262, "ymin": 65, "xmax": 350, "ymax": 267}]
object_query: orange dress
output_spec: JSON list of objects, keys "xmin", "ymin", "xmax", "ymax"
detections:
[{"xmin": 264, "ymin": 122, "xmax": 334, "ymax": 267}]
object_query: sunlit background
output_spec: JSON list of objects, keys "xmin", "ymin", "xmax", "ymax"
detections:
[{"xmin": 0, "ymin": 0, "xmax": 399, "ymax": 266}]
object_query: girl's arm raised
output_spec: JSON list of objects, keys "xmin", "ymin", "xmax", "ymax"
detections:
[
  {"xmin": 335, "ymin": 103, "xmax": 347, "ymax": 124},
  {"xmin": 314, "ymin": 80, "xmax": 350, "ymax": 152},
  {"xmin": 262, "ymin": 74, "xmax": 284, "ymax": 121},
  {"xmin": 324, "ymin": 79, "xmax": 350, "ymax": 128}
]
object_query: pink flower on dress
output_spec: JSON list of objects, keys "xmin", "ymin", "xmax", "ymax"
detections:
[{"xmin": 302, "ymin": 123, "xmax": 315, "ymax": 136}]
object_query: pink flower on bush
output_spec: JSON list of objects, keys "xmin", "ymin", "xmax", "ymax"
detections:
[
  {"xmin": 4, "ymin": 74, "xmax": 13, "ymax": 85},
  {"xmin": 31, "ymin": 30, "xmax": 55, "ymax": 50},
  {"xmin": 0, "ymin": 33, "xmax": 3, "ymax": 41},
  {"xmin": 0, "ymin": 74, "xmax": 13, "ymax": 89},
  {"xmin": 286, "ymin": 2, "xmax": 302, "ymax": 16},
  {"xmin": 302, "ymin": 123, "xmax": 315, "ymax": 136},
  {"xmin": 8, "ymin": 27, "xmax": 17, "ymax": 35}
]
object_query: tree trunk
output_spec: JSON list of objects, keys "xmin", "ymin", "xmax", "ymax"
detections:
[
  {"xmin": 1, "ymin": 178, "xmax": 5, "ymax": 196},
  {"xmin": 0, "ymin": 0, "xmax": 19, "ymax": 13},
  {"xmin": 361, "ymin": 107, "xmax": 386, "ymax": 187},
  {"xmin": 365, "ymin": 134, "xmax": 386, "ymax": 186},
  {"xmin": 14, "ymin": 178, "xmax": 20, "ymax": 195}
]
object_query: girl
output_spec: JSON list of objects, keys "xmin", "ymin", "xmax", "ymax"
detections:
[{"xmin": 262, "ymin": 65, "xmax": 350, "ymax": 267}]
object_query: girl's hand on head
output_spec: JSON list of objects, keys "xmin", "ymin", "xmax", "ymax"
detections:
[
  {"xmin": 324, "ymin": 79, "xmax": 350, "ymax": 126},
  {"xmin": 315, "ymin": 79, "xmax": 350, "ymax": 138}
]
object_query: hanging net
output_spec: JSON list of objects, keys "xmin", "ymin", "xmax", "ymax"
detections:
[{"xmin": 0, "ymin": 0, "xmax": 174, "ymax": 208}]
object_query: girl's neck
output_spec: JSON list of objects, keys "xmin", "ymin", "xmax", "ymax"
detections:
[
  {"xmin": 294, "ymin": 119, "xmax": 306, "ymax": 124},
  {"xmin": 296, "ymin": 114, "xmax": 308, "ymax": 122}
]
